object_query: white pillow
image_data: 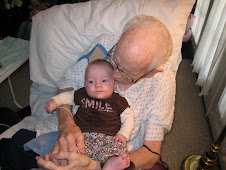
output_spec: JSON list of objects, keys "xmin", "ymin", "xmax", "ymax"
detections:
[{"xmin": 29, "ymin": 0, "xmax": 195, "ymax": 87}]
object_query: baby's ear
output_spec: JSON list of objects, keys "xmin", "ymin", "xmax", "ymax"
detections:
[
  {"xmin": 84, "ymin": 81, "xmax": 88, "ymax": 88},
  {"xmin": 146, "ymin": 67, "xmax": 163, "ymax": 78}
]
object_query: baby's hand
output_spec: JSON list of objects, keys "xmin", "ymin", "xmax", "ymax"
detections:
[
  {"xmin": 45, "ymin": 99, "xmax": 57, "ymax": 113},
  {"xmin": 113, "ymin": 134, "xmax": 127, "ymax": 147}
]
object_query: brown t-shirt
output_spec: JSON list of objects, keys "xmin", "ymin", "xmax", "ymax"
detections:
[{"xmin": 73, "ymin": 87, "xmax": 129, "ymax": 136}]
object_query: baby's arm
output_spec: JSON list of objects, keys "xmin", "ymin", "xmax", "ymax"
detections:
[
  {"xmin": 113, "ymin": 134, "xmax": 127, "ymax": 147},
  {"xmin": 114, "ymin": 108, "xmax": 135, "ymax": 145},
  {"xmin": 45, "ymin": 99, "xmax": 58, "ymax": 113},
  {"xmin": 45, "ymin": 90, "xmax": 75, "ymax": 113}
]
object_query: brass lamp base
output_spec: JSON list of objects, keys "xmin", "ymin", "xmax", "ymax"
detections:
[
  {"xmin": 183, "ymin": 155, "xmax": 201, "ymax": 170},
  {"xmin": 183, "ymin": 125, "xmax": 225, "ymax": 170},
  {"xmin": 183, "ymin": 154, "xmax": 220, "ymax": 170}
]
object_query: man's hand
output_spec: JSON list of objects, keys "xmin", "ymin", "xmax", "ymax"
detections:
[
  {"xmin": 36, "ymin": 152, "xmax": 101, "ymax": 170},
  {"xmin": 48, "ymin": 86, "xmax": 87, "ymax": 166},
  {"xmin": 48, "ymin": 88, "xmax": 86, "ymax": 166},
  {"xmin": 49, "ymin": 123, "xmax": 86, "ymax": 165}
]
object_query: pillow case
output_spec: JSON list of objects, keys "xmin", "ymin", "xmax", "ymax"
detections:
[{"xmin": 29, "ymin": 0, "xmax": 195, "ymax": 87}]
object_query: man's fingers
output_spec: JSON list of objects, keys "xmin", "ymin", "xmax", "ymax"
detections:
[
  {"xmin": 66, "ymin": 134, "xmax": 77, "ymax": 152},
  {"xmin": 36, "ymin": 156, "xmax": 59, "ymax": 170},
  {"xmin": 64, "ymin": 133, "xmax": 85, "ymax": 154},
  {"xmin": 58, "ymin": 159, "xmax": 68, "ymax": 166},
  {"xmin": 51, "ymin": 136, "xmax": 72, "ymax": 166},
  {"xmin": 51, "ymin": 157, "xmax": 60, "ymax": 166},
  {"xmin": 68, "ymin": 153, "xmax": 89, "ymax": 167},
  {"xmin": 55, "ymin": 151, "xmax": 89, "ymax": 168},
  {"xmin": 77, "ymin": 143, "xmax": 86, "ymax": 154},
  {"xmin": 58, "ymin": 136, "xmax": 68, "ymax": 152},
  {"xmin": 45, "ymin": 154, "xmax": 50, "ymax": 161},
  {"xmin": 76, "ymin": 136, "xmax": 86, "ymax": 154},
  {"xmin": 47, "ymin": 125, "xmax": 86, "ymax": 166},
  {"xmin": 49, "ymin": 143, "xmax": 61, "ymax": 165}
]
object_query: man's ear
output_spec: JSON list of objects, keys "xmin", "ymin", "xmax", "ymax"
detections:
[{"xmin": 146, "ymin": 67, "xmax": 163, "ymax": 78}]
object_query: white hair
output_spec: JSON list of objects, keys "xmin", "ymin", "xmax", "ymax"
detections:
[{"xmin": 122, "ymin": 15, "xmax": 173, "ymax": 71}]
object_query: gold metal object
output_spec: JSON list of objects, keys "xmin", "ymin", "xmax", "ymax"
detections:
[{"xmin": 183, "ymin": 125, "xmax": 226, "ymax": 170}]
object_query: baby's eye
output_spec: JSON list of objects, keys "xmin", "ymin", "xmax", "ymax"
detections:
[
  {"xmin": 88, "ymin": 81, "xmax": 94, "ymax": 84},
  {"xmin": 102, "ymin": 79, "xmax": 108, "ymax": 83}
]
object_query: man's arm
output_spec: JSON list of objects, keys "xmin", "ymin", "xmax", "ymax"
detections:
[
  {"xmin": 39, "ymin": 96, "xmax": 101, "ymax": 169},
  {"xmin": 38, "ymin": 85, "xmax": 101, "ymax": 169},
  {"xmin": 49, "ymin": 88, "xmax": 86, "ymax": 165},
  {"xmin": 129, "ymin": 63, "xmax": 175, "ymax": 169},
  {"xmin": 129, "ymin": 140, "xmax": 161, "ymax": 170}
]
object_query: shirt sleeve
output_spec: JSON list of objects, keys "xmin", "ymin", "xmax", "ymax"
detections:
[
  {"xmin": 51, "ymin": 90, "xmax": 75, "ymax": 107},
  {"xmin": 145, "ymin": 64, "xmax": 176, "ymax": 141},
  {"xmin": 117, "ymin": 108, "xmax": 135, "ymax": 141}
]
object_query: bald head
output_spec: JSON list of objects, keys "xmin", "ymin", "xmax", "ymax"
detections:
[{"xmin": 114, "ymin": 15, "xmax": 173, "ymax": 76}]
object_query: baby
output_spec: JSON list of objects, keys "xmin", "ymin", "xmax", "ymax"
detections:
[{"xmin": 44, "ymin": 59, "xmax": 135, "ymax": 169}]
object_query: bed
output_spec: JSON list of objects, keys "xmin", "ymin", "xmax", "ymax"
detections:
[{"xmin": 0, "ymin": 0, "xmax": 195, "ymax": 153}]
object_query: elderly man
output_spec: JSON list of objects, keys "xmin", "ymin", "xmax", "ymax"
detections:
[
  {"xmin": 37, "ymin": 15, "xmax": 174, "ymax": 170},
  {"xmin": 3, "ymin": 15, "xmax": 174, "ymax": 170}
]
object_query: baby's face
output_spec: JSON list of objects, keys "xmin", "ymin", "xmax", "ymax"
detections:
[{"xmin": 84, "ymin": 64, "xmax": 116, "ymax": 99}]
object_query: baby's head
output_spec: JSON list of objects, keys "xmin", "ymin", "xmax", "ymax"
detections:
[{"xmin": 84, "ymin": 59, "xmax": 117, "ymax": 99}]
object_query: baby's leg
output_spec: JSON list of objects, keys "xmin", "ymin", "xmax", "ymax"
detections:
[{"xmin": 102, "ymin": 154, "xmax": 130, "ymax": 170}]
